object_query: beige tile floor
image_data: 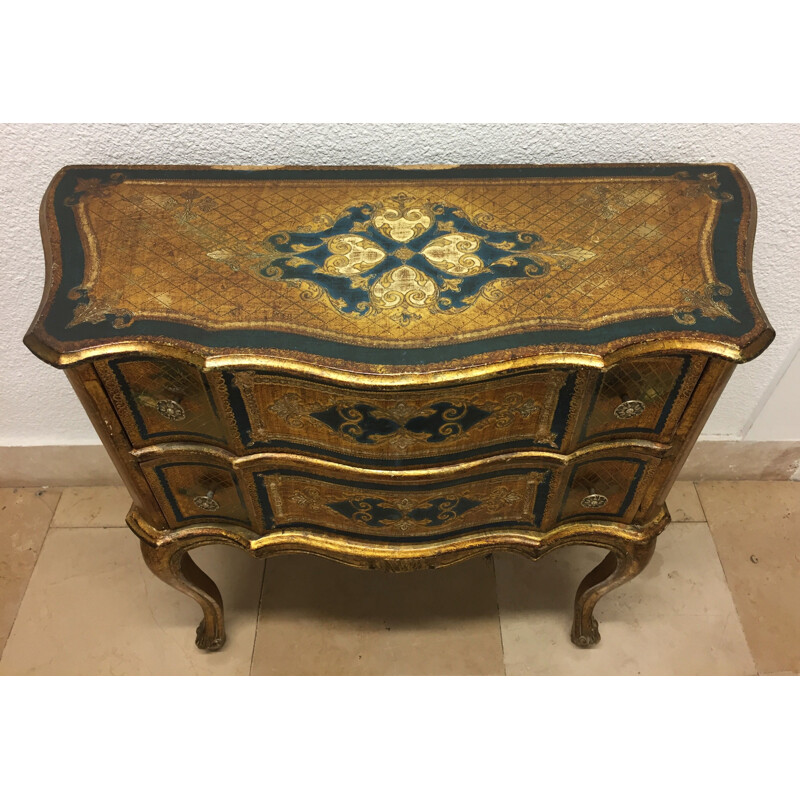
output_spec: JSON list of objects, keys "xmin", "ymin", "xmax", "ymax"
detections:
[{"xmin": 0, "ymin": 482, "xmax": 797, "ymax": 675}]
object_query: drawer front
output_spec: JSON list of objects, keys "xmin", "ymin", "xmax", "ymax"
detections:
[
  {"xmin": 97, "ymin": 358, "xmax": 228, "ymax": 447},
  {"xmin": 252, "ymin": 465, "xmax": 553, "ymax": 541},
  {"xmin": 140, "ymin": 460, "xmax": 250, "ymax": 528},
  {"xmin": 134, "ymin": 448, "xmax": 659, "ymax": 536},
  {"xmin": 225, "ymin": 370, "xmax": 576, "ymax": 461},
  {"xmin": 558, "ymin": 456, "xmax": 653, "ymax": 524},
  {"xmin": 580, "ymin": 356, "xmax": 706, "ymax": 443}
]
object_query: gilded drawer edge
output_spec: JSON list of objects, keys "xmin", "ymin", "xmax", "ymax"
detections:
[
  {"xmin": 130, "ymin": 437, "xmax": 672, "ymax": 470},
  {"xmin": 142, "ymin": 461, "xmax": 251, "ymax": 528},
  {"xmin": 556, "ymin": 456, "xmax": 658, "ymax": 524},
  {"xmin": 580, "ymin": 355, "xmax": 707, "ymax": 444},
  {"xmin": 255, "ymin": 467, "xmax": 551, "ymax": 542}
]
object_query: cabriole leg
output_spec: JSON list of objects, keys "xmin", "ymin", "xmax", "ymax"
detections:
[
  {"xmin": 140, "ymin": 539, "xmax": 226, "ymax": 651},
  {"xmin": 571, "ymin": 538, "xmax": 657, "ymax": 648}
]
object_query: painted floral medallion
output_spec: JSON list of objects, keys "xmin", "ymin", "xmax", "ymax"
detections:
[{"xmin": 259, "ymin": 193, "xmax": 561, "ymax": 325}]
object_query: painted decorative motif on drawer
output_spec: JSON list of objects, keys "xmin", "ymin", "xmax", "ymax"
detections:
[
  {"xmin": 306, "ymin": 399, "xmax": 493, "ymax": 445},
  {"xmin": 230, "ymin": 371, "xmax": 571, "ymax": 457},
  {"xmin": 260, "ymin": 472, "xmax": 547, "ymax": 539},
  {"xmin": 258, "ymin": 194, "xmax": 593, "ymax": 326},
  {"xmin": 316, "ymin": 492, "xmax": 480, "ymax": 531}
]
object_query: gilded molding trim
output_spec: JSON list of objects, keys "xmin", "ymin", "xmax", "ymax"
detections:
[
  {"xmin": 127, "ymin": 503, "xmax": 670, "ymax": 571},
  {"xmin": 131, "ymin": 439, "xmax": 670, "ymax": 473}
]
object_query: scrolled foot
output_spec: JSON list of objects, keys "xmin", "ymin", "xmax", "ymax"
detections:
[
  {"xmin": 571, "ymin": 539, "xmax": 657, "ymax": 648},
  {"xmin": 571, "ymin": 616, "xmax": 600, "ymax": 648},
  {"xmin": 140, "ymin": 539, "xmax": 226, "ymax": 652},
  {"xmin": 195, "ymin": 620, "xmax": 226, "ymax": 651}
]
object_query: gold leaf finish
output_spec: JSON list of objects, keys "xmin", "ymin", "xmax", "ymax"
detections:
[
  {"xmin": 46, "ymin": 172, "xmax": 739, "ymax": 348},
  {"xmin": 26, "ymin": 164, "xmax": 774, "ymax": 653},
  {"xmin": 372, "ymin": 198, "xmax": 434, "ymax": 242}
]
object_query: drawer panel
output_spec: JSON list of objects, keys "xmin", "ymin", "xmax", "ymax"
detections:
[
  {"xmin": 580, "ymin": 356, "xmax": 706, "ymax": 444},
  {"xmin": 97, "ymin": 357, "xmax": 228, "ymax": 447},
  {"xmin": 225, "ymin": 370, "xmax": 576, "ymax": 461},
  {"xmin": 252, "ymin": 464, "xmax": 553, "ymax": 541},
  {"xmin": 134, "ymin": 448, "xmax": 660, "ymax": 537},
  {"xmin": 558, "ymin": 457, "xmax": 651, "ymax": 524},
  {"xmin": 140, "ymin": 460, "xmax": 250, "ymax": 528}
]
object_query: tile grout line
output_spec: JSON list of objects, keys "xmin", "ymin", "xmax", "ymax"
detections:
[
  {"xmin": 489, "ymin": 554, "xmax": 507, "ymax": 677},
  {"xmin": 249, "ymin": 559, "xmax": 269, "ymax": 675},
  {"xmin": 693, "ymin": 481, "xmax": 760, "ymax": 675},
  {"xmin": 692, "ymin": 481, "xmax": 710, "ymax": 524},
  {"xmin": 0, "ymin": 488, "xmax": 63, "ymax": 665}
]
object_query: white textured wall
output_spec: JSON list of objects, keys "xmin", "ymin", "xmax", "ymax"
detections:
[
  {"xmin": 2, "ymin": 123, "xmax": 798, "ymax": 446},
  {"xmin": 746, "ymin": 341, "xmax": 800, "ymax": 441}
]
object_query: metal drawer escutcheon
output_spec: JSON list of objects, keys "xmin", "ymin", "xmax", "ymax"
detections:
[
  {"xmin": 193, "ymin": 491, "xmax": 219, "ymax": 511},
  {"xmin": 156, "ymin": 399, "xmax": 186, "ymax": 421},
  {"xmin": 581, "ymin": 494, "xmax": 609, "ymax": 509},
  {"xmin": 613, "ymin": 400, "xmax": 646, "ymax": 420}
]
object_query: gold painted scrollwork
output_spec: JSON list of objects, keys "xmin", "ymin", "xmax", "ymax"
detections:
[
  {"xmin": 673, "ymin": 282, "xmax": 738, "ymax": 326},
  {"xmin": 529, "ymin": 239, "xmax": 597, "ymax": 270},
  {"xmin": 321, "ymin": 235, "xmax": 387, "ymax": 276},
  {"xmin": 67, "ymin": 289, "xmax": 135, "ymax": 329},
  {"xmin": 674, "ymin": 171, "xmax": 734, "ymax": 202},
  {"xmin": 372, "ymin": 198, "xmax": 434, "ymax": 242},
  {"xmin": 267, "ymin": 392, "xmax": 308, "ymax": 428},
  {"xmin": 370, "ymin": 266, "xmax": 439, "ymax": 311},
  {"xmin": 421, "ymin": 233, "xmax": 487, "ymax": 276}
]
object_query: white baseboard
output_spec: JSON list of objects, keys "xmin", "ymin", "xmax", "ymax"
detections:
[
  {"xmin": 2, "ymin": 441, "xmax": 800, "ymax": 487},
  {"xmin": 0, "ymin": 445, "xmax": 121, "ymax": 487},
  {"xmin": 679, "ymin": 440, "xmax": 800, "ymax": 481}
]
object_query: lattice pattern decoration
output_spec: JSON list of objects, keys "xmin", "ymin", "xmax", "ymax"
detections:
[{"xmin": 65, "ymin": 172, "xmax": 734, "ymax": 348}]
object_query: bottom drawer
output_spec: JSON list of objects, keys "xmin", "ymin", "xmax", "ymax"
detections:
[
  {"xmin": 141, "ymin": 460, "xmax": 251, "ymax": 528},
  {"xmin": 254, "ymin": 467, "xmax": 551, "ymax": 541},
  {"xmin": 136, "ymin": 449, "xmax": 660, "ymax": 540},
  {"xmin": 558, "ymin": 457, "xmax": 649, "ymax": 522}
]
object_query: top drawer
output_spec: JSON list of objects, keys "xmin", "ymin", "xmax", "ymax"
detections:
[
  {"xmin": 96, "ymin": 354, "xmax": 707, "ymax": 458},
  {"xmin": 225, "ymin": 369, "xmax": 577, "ymax": 461},
  {"xmin": 96, "ymin": 357, "xmax": 228, "ymax": 448},
  {"xmin": 579, "ymin": 356, "xmax": 706, "ymax": 445}
]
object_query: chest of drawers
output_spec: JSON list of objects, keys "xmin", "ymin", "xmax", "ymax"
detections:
[{"xmin": 25, "ymin": 164, "xmax": 773, "ymax": 651}]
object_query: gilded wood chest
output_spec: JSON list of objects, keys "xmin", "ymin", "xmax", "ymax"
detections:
[{"xmin": 25, "ymin": 164, "xmax": 773, "ymax": 650}]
